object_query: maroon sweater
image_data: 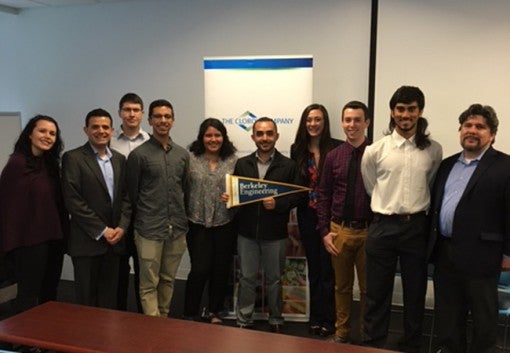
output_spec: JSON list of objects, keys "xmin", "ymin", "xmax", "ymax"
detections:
[{"xmin": 0, "ymin": 152, "xmax": 67, "ymax": 253}]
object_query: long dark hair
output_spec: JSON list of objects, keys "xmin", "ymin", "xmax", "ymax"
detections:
[
  {"xmin": 387, "ymin": 86, "xmax": 431, "ymax": 150},
  {"xmin": 292, "ymin": 104, "xmax": 336, "ymax": 178},
  {"xmin": 14, "ymin": 115, "xmax": 63, "ymax": 176},
  {"xmin": 189, "ymin": 118, "xmax": 236, "ymax": 159}
]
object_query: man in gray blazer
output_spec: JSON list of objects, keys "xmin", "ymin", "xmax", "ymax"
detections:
[
  {"xmin": 428, "ymin": 104, "xmax": 510, "ymax": 353},
  {"xmin": 62, "ymin": 108, "xmax": 131, "ymax": 309}
]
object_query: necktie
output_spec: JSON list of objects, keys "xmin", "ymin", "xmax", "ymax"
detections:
[{"xmin": 343, "ymin": 148, "xmax": 358, "ymax": 220}]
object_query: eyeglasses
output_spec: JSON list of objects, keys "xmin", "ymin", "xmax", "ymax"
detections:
[
  {"xmin": 151, "ymin": 114, "xmax": 174, "ymax": 120},
  {"xmin": 121, "ymin": 107, "xmax": 142, "ymax": 113}
]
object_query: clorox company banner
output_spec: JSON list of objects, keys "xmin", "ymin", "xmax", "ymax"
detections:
[
  {"xmin": 204, "ymin": 55, "xmax": 313, "ymax": 156},
  {"xmin": 225, "ymin": 174, "xmax": 311, "ymax": 208}
]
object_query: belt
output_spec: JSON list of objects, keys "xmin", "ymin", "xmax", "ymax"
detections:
[
  {"xmin": 373, "ymin": 212, "xmax": 426, "ymax": 222},
  {"xmin": 331, "ymin": 216, "xmax": 369, "ymax": 230}
]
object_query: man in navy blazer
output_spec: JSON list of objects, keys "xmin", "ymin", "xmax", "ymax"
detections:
[
  {"xmin": 62, "ymin": 108, "xmax": 131, "ymax": 309},
  {"xmin": 428, "ymin": 104, "xmax": 510, "ymax": 353}
]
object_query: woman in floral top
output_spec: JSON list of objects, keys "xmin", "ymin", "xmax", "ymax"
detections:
[
  {"xmin": 291, "ymin": 104, "xmax": 342, "ymax": 336},
  {"xmin": 184, "ymin": 118, "xmax": 237, "ymax": 324}
]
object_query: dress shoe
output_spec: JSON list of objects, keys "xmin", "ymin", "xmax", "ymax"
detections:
[
  {"xmin": 269, "ymin": 323, "xmax": 283, "ymax": 333},
  {"xmin": 319, "ymin": 326, "xmax": 335, "ymax": 337},
  {"xmin": 397, "ymin": 339, "xmax": 420, "ymax": 353},
  {"xmin": 309, "ymin": 324, "xmax": 321, "ymax": 335},
  {"xmin": 434, "ymin": 348, "xmax": 450, "ymax": 353}
]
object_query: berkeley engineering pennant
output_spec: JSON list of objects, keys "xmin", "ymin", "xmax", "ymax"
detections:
[{"xmin": 225, "ymin": 174, "xmax": 311, "ymax": 208}]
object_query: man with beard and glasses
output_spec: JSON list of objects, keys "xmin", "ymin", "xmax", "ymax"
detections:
[
  {"xmin": 360, "ymin": 86, "xmax": 442, "ymax": 352},
  {"xmin": 428, "ymin": 104, "xmax": 510, "ymax": 353}
]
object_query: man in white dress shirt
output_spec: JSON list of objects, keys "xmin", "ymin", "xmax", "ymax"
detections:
[
  {"xmin": 360, "ymin": 86, "xmax": 442, "ymax": 353},
  {"xmin": 110, "ymin": 93, "xmax": 150, "ymax": 312}
]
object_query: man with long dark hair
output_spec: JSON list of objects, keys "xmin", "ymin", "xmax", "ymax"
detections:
[{"xmin": 361, "ymin": 86, "xmax": 442, "ymax": 352}]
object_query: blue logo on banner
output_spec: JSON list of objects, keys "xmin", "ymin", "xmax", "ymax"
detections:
[
  {"xmin": 218, "ymin": 111, "xmax": 294, "ymax": 133},
  {"xmin": 236, "ymin": 111, "xmax": 258, "ymax": 132}
]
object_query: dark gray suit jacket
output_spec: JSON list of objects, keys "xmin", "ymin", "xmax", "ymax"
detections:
[
  {"xmin": 428, "ymin": 146, "xmax": 510, "ymax": 278},
  {"xmin": 62, "ymin": 143, "xmax": 131, "ymax": 257}
]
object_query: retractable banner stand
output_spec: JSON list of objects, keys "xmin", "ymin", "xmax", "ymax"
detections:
[
  {"xmin": 204, "ymin": 55, "xmax": 312, "ymax": 156},
  {"xmin": 204, "ymin": 55, "xmax": 313, "ymax": 321}
]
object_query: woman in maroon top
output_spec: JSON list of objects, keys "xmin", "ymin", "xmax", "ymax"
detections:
[
  {"xmin": 291, "ymin": 104, "xmax": 342, "ymax": 336},
  {"xmin": 0, "ymin": 115, "xmax": 68, "ymax": 313}
]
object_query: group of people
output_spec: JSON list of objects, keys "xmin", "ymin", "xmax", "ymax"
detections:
[
  {"xmin": 0, "ymin": 86, "xmax": 508, "ymax": 353},
  {"xmin": 295, "ymin": 86, "xmax": 510, "ymax": 353},
  {"xmin": 0, "ymin": 94, "xmax": 228, "ymax": 322}
]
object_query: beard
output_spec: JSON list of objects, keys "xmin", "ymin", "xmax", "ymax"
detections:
[{"xmin": 461, "ymin": 136, "xmax": 482, "ymax": 152}]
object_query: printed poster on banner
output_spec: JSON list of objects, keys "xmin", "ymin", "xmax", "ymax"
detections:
[{"xmin": 204, "ymin": 55, "xmax": 313, "ymax": 156}]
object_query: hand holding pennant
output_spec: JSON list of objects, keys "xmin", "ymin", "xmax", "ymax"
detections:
[{"xmin": 225, "ymin": 174, "xmax": 311, "ymax": 209}]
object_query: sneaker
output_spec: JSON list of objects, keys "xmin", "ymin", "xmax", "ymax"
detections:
[{"xmin": 237, "ymin": 322, "xmax": 254, "ymax": 329}]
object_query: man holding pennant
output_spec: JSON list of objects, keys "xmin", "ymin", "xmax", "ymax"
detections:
[{"xmin": 229, "ymin": 117, "xmax": 302, "ymax": 333}]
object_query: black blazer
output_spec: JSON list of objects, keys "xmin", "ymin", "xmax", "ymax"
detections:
[
  {"xmin": 62, "ymin": 143, "xmax": 131, "ymax": 257},
  {"xmin": 428, "ymin": 146, "xmax": 510, "ymax": 277}
]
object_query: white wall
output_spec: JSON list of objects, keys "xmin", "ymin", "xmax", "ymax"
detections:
[
  {"xmin": 0, "ymin": 0, "xmax": 371, "ymax": 149},
  {"xmin": 3, "ymin": 0, "xmax": 508, "ymax": 281},
  {"xmin": 374, "ymin": 0, "xmax": 510, "ymax": 157},
  {"xmin": 0, "ymin": 0, "xmax": 372, "ymax": 279}
]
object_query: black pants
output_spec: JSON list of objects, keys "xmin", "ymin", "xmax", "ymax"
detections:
[
  {"xmin": 72, "ymin": 250, "xmax": 120, "ymax": 309},
  {"xmin": 183, "ymin": 222, "xmax": 236, "ymax": 317},
  {"xmin": 7, "ymin": 240, "xmax": 64, "ymax": 313},
  {"xmin": 117, "ymin": 225, "xmax": 142, "ymax": 312},
  {"xmin": 433, "ymin": 239, "xmax": 498, "ymax": 353},
  {"xmin": 364, "ymin": 213, "xmax": 428, "ymax": 351},
  {"xmin": 297, "ymin": 206, "xmax": 335, "ymax": 329}
]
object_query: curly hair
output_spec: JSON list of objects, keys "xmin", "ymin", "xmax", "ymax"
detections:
[{"xmin": 189, "ymin": 118, "xmax": 236, "ymax": 159}]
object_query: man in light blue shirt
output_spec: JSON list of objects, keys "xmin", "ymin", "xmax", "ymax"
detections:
[
  {"xmin": 62, "ymin": 108, "xmax": 131, "ymax": 309},
  {"xmin": 428, "ymin": 104, "xmax": 510, "ymax": 353}
]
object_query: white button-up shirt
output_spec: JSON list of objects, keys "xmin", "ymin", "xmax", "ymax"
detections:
[{"xmin": 361, "ymin": 130, "xmax": 442, "ymax": 215}]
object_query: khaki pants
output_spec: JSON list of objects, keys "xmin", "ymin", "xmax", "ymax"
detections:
[
  {"xmin": 135, "ymin": 231, "xmax": 186, "ymax": 317},
  {"xmin": 330, "ymin": 221, "xmax": 367, "ymax": 339}
]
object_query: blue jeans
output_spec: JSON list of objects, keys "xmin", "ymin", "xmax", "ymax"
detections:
[{"xmin": 236, "ymin": 235, "xmax": 287, "ymax": 325}]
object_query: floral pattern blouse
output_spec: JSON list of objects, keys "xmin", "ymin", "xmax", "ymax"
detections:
[
  {"xmin": 186, "ymin": 153, "xmax": 237, "ymax": 227},
  {"xmin": 307, "ymin": 153, "xmax": 319, "ymax": 209}
]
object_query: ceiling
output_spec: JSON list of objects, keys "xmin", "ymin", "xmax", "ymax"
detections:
[{"xmin": 0, "ymin": 0, "xmax": 141, "ymax": 14}]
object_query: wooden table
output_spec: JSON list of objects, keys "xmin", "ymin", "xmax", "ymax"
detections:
[{"xmin": 0, "ymin": 302, "xmax": 395, "ymax": 353}]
